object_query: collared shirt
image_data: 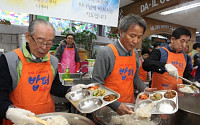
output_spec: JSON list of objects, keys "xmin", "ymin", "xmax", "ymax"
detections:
[
  {"xmin": 118, "ymin": 39, "xmax": 131, "ymax": 56},
  {"xmin": 118, "ymin": 39, "xmax": 128, "ymax": 53},
  {"xmin": 168, "ymin": 44, "xmax": 183, "ymax": 53},
  {"xmin": 31, "ymin": 54, "xmax": 37, "ymax": 60},
  {"xmin": 31, "ymin": 54, "xmax": 42, "ymax": 62}
]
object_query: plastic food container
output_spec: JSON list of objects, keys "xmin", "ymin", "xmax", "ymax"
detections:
[
  {"xmin": 65, "ymin": 83, "xmax": 120, "ymax": 113},
  {"xmin": 134, "ymin": 90, "xmax": 178, "ymax": 114}
]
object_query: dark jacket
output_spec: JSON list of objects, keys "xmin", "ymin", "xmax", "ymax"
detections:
[
  {"xmin": 143, "ymin": 44, "xmax": 193, "ymax": 82},
  {"xmin": 55, "ymin": 40, "xmax": 80, "ymax": 63}
]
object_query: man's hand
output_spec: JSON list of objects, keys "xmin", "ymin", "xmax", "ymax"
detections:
[
  {"xmin": 165, "ymin": 63, "xmax": 179, "ymax": 80},
  {"xmin": 116, "ymin": 103, "xmax": 133, "ymax": 115},
  {"xmin": 71, "ymin": 84, "xmax": 89, "ymax": 91},
  {"xmin": 144, "ymin": 88, "xmax": 157, "ymax": 92},
  {"xmin": 6, "ymin": 107, "xmax": 36, "ymax": 124}
]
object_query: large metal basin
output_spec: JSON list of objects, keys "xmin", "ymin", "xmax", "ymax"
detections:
[
  {"xmin": 31, "ymin": 112, "xmax": 95, "ymax": 125},
  {"xmin": 92, "ymin": 103, "xmax": 161, "ymax": 125}
]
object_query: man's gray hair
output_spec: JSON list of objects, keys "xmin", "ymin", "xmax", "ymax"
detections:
[
  {"xmin": 28, "ymin": 19, "xmax": 55, "ymax": 35},
  {"xmin": 118, "ymin": 14, "xmax": 147, "ymax": 35}
]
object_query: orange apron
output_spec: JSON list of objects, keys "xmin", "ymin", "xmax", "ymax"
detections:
[
  {"xmin": 138, "ymin": 57, "xmax": 147, "ymax": 82},
  {"xmin": 104, "ymin": 44, "xmax": 136, "ymax": 103},
  {"xmin": 152, "ymin": 47, "xmax": 186, "ymax": 90},
  {"xmin": 3, "ymin": 49, "xmax": 55, "ymax": 125}
]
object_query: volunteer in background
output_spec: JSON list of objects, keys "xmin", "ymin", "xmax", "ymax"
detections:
[
  {"xmin": 92, "ymin": 14, "xmax": 156, "ymax": 115},
  {"xmin": 153, "ymin": 42, "xmax": 161, "ymax": 50},
  {"xmin": 188, "ymin": 43, "xmax": 200, "ymax": 66},
  {"xmin": 148, "ymin": 42, "xmax": 161, "ymax": 87},
  {"xmin": 55, "ymin": 33, "xmax": 80, "ymax": 73},
  {"xmin": 183, "ymin": 45, "xmax": 193, "ymax": 77},
  {"xmin": 139, "ymin": 48, "xmax": 151, "ymax": 82}
]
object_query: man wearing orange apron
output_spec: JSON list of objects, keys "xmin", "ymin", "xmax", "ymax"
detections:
[
  {"xmin": 151, "ymin": 47, "xmax": 186, "ymax": 90},
  {"xmin": 143, "ymin": 27, "xmax": 193, "ymax": 90},
  {"xmin": 92, "ymin": 14, "xmax": 156, "ymax": 115},
  {"xmin": 3, "ymin": 48, "xmax": 56, "ymax": 125},
  {"xmin": 139, "ymin": 57, "xmax": 148, "ymax": 82},
  {"xmin": 104, "ymin": 44, "xmax": 136, "ymax": 103},
  {"xmin": 138, "ymin": 49, "xmax": 151, "ymax": 82},
  {"xmin": 0, "ymin": 19, "xmax": 86, "ymax": 125}
]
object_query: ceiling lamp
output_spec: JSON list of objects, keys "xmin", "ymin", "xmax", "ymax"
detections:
[{"xmin": 160, "ymin": 2, "xmax": 200, "ymax": 15}]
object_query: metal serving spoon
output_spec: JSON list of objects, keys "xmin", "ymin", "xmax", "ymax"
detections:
[
  {"xmin": 178, "ymin": 76, "xmax": 194, "ymax": 85},
  {"xmin": 178, "ymin": 76, "xmax": 200, "ymax": 93}
]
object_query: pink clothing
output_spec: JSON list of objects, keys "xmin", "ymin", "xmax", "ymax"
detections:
[{"xmin": 60, "ymin": 45, "xmax": 76, "ymax": 73}]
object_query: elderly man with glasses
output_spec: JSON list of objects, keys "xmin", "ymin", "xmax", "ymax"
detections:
[
  {"xmin": 0, "ymin": 19, "xmax": 88, "ymax": 125},
  {"xmin": 55, "ymin": 33, "xmax": 81, "ymax": 73}
]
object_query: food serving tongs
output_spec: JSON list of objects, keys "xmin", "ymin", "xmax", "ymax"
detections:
[{"xmin": 178, "ymin": 76, "xmax": 200, "ymax": 93}]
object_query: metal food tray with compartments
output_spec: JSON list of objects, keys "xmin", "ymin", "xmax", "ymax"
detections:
[
  {"xmin": 65, "ymin": 83, "xmax": 120, "ymax": 113},
  {"xmin": 177, "ymin": 84, "xmax": 200, "ymax": 96},
  {"xmin": 134, "ymin": 90, "xmax": 178, "ymax": 114}
]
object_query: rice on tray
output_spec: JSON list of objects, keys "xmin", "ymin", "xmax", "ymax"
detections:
[
  {"xmin": 179, "ymin": 86, "xmax": 194, "ymax": 93},
  {"xmin": 135, "ymin": 102, "xmax": 155, "ymax": 118}
]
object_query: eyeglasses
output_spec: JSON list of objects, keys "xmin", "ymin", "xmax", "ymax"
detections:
[{"xmin": 30, "ymin": 34, "xmax": 53, "ymax": 48}]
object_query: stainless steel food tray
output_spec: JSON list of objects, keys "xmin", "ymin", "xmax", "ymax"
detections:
[
  {"xmin": 65, "ymin": 83, "xmax": 120, "ymax": 113},
  {"xmin": 134, "ymin": 90, "xmax": 178, "ymax": 114},
  {"xmin": 177, "ymin": 84, "xmax": 200, "ymax": 96}
]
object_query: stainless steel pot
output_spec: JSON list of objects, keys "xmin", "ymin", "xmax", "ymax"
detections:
[
  {"xmin": 34, "ymin": 112, "xmax": 94, "ymax": 125},
  {"xmin": 92, "ymin": 103, "xmax": 161, "ymax": 125}
]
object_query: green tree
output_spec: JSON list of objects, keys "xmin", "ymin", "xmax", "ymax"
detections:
[
  {"xmin": 61, "ymin": 23, "xmax": 97, "ymax": 58},
  {"xmin": 142, "ymin": 37, "xmax": 154, "ymax": 49}
]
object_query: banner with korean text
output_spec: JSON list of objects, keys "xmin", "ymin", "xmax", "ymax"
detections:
[{"xmin": 0, "ymin": 0, "xmax": 120, "ymax": 27}]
